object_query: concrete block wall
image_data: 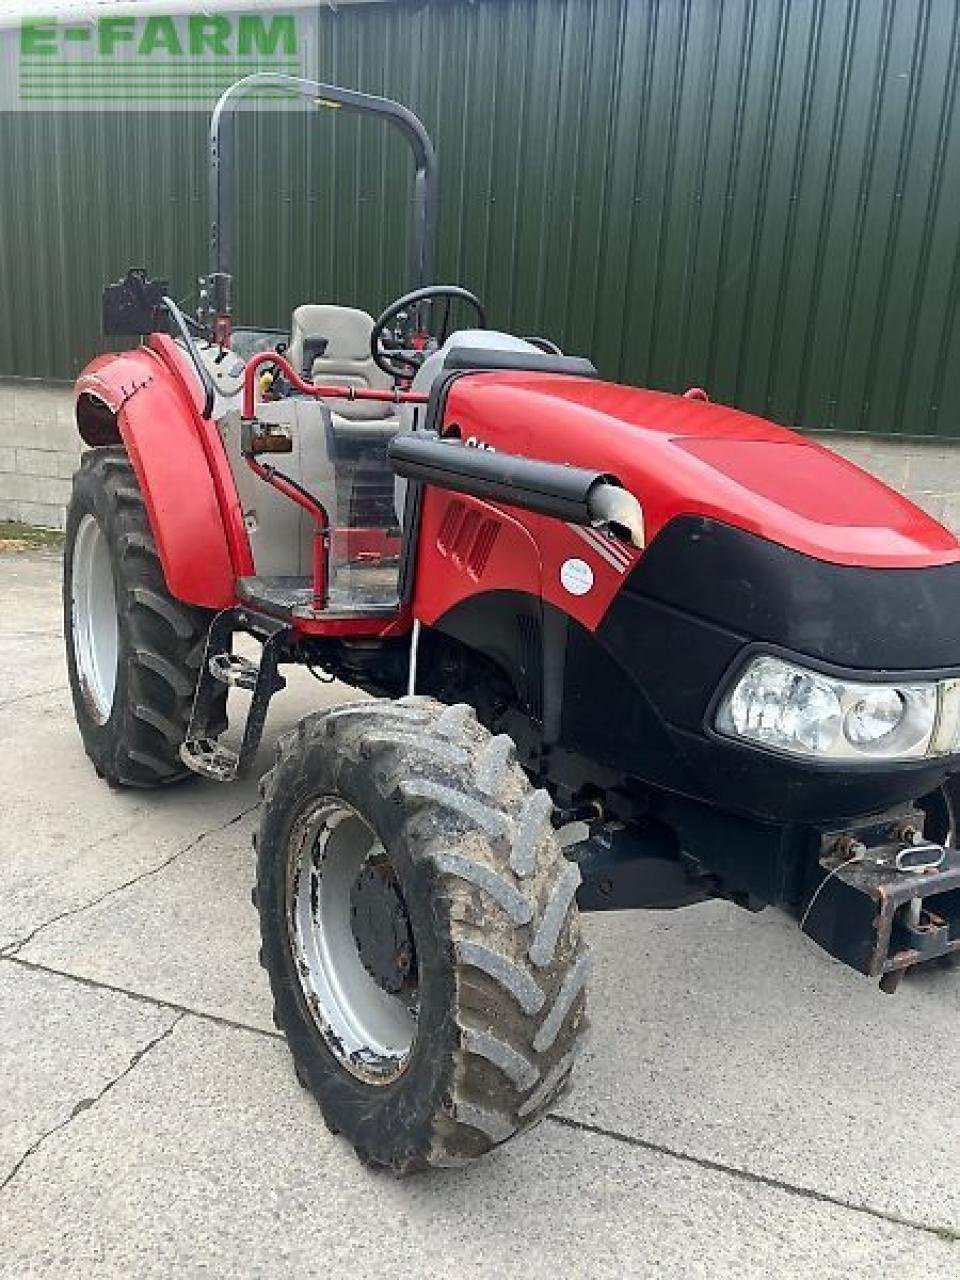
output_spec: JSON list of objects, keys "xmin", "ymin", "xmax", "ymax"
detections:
[
  {"xmin": 0, "ymin": 380, "xmax": 81, "ymax": 530},
  {"xmin": 4, "ymin": 379, "xmax": 960, "ymax": 535}
]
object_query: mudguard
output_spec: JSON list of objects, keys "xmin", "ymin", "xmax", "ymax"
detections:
[{"xmin": 75, "ymin": 337, "xmax": 249, "ymax": 609}]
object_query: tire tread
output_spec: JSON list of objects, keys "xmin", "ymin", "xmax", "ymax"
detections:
[{"xmin": 256, "ymin": 694, "xmax": 589, "ymax": 1174}]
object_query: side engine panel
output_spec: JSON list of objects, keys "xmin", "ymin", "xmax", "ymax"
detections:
[{"xmin": 413, "ymin": 488, "xmax": 542, "ymax": 626}]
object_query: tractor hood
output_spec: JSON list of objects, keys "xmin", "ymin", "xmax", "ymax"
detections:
[
  {"xmin": 430, "ymin": 369, "xmax": 960, "ymax": 823},
  {"xmin": 443, "ymin": 374, "xmax": 960, "ymax": 570}
]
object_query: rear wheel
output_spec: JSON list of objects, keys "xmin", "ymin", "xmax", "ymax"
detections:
[
  {"xmin": 255, "ymin": 696, "xmax": 589, "ymax": 1173},
  {"xmin": 63, "ymin": 447, "xmax": 226, "ymax": 787}
]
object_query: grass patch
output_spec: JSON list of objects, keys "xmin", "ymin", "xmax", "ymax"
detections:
[{"xmin": 0, "ymin": 521, "xmax": 64, "ymax": 552}]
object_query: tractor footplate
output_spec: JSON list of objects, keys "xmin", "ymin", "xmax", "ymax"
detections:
[
  {"xmin": 209, "ymin": 652, "xmax": 259, "ymax": 691},
  {"xmin": 180, "ymin": 738, "xmax": 240, "ymax": 783},
  {"xmin": 801, "ymin": 837, "xmax": 960, "ymax": 986},
  {"xmin": 180, "ymin": 611, "xmax": 289, "ymax": 783}
]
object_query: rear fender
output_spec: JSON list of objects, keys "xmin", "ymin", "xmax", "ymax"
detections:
[{"xmin": 75, "ymin": 344, "xmax": 246, "ymax": 608}]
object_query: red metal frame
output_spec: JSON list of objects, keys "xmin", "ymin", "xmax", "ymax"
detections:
[
  {"xmin": 239, "ymin": 350, "xmax": 427, "ymax": 616},
  {"xmin": 241, "ymin": 351, "xmax": 428, "ymax": 421},
  {"xmin": 74, "ymin": 339, "xmax": 422, "ymax": 631},
  {"xmin": 245, "ymin": 456, "xmax": 331, "ymax": 611}
]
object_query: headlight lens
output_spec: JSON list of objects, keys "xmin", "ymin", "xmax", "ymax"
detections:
[
  {"xmin": 844, "ymin": 688, "xmax": 905, "ymax": 746},
  {"xmin": 726, "ymin": 659, "xmax": 841, "ymax": 754},
  {"xmin": 717, "ymin": 656, "xmax": 938, "ymax": 760}
]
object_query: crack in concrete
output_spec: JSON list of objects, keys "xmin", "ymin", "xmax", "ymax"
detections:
[
  {"xmin": 2, "ymin": 953, "xmax": 282, "ymax": 1043},
  {"xmin": 1, "ymin": 805, "xmax": 258, "ymax": 959},
  {"xmin": 0, "ymin": 1013, "xmax": 184, "ymax": 1194},
  {"xmin": 4, "ymin": 947, "xmax": 957, "ymax": 1244},
  {"xmin": 547, "ymin": 1114, "xmax": 960, "ymax": 1246},
  {"xmin": 6, "ymin": 953, "xmax": 956, "ymax": 1247},
  {"xmin": 0, "ymin": 683, "xmax": 66, "ymax": 712}
]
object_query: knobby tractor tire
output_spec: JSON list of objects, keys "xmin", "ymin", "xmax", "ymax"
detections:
[
  {"xmin": 63, "ymin": 446, "xmax": 226, "ymax": 787},
  {"xmin": 255, "ymin": 696, "xmax": 589, "ymax": 1173}
]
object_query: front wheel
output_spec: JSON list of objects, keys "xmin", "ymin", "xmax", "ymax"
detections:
[{"xmin": 254, "ymin": 696, "xmax": 589, "ymax": 1173}]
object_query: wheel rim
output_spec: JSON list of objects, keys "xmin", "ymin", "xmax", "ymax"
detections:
[
  {"xmin": 287, "ymin": 799, "xmax": 418, "ymax": 1085},
  {"xmin": 71, "ymin": 513, "xmax": 119, "ymax": 724}
]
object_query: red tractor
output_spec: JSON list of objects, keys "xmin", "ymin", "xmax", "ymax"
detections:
[{"xmin": 66, "ymin": 76, "xmax": 960, "ymax": 1173}]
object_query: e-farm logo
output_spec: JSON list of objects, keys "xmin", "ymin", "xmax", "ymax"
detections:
[{"xmin": 19, "ymin": 13, "xmax": 303, "ymax": 104}]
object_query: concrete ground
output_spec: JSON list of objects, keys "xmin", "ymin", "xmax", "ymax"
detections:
[{"xmin": 1, "ymin": 549, "xmax": 958, "ymax": 1278}]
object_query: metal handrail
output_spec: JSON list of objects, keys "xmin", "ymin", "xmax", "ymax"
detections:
[{"xmin": 240, "ymin": 350, "xmax": 428, "ymax": 420}]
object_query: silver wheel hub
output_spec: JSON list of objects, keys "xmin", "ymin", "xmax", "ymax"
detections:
[
  {"xmin": 288, "ymin": 800, "xmax": 418, "ymax": 1085},
  {"xmin": 71, "ymin": 513, "xmax": 119, "ymax": 724}
]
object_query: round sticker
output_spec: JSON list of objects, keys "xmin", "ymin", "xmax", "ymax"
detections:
[{"xmin": 560, "ymin": 558, "xmax": 594, "ymax": 596}]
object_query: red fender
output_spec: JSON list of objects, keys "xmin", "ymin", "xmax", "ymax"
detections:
[{"xmin": 75, "ymin": 338, "xmax": 250, "ymax": 609}]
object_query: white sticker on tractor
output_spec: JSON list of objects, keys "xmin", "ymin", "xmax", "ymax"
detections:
[{"xmin": 560, "ymin": 558, "xmax": 594, "ymax": 596}]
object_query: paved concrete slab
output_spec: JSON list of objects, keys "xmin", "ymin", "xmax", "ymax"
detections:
[
  {"xmin": 568, "ymin": 904, "xmax": 960, "ymax": 1231},
  {"xmin": 19, "ymin": 809, "xmax": 275, "ymax": 1032},
  {"xmin": 0, "ymin": 693, "xmax": 257, "ymax": 952},
  {"xmin": 1, "ymin": 1011, "xmax": 953, "ymax": 1279},
  {"xmin": 0, "ymin": 631, "xmax": 64, "ymax": 706},
  {"xmin": 0, "ymin": 551, "xmax": 337, "ymax": 954},
  {"xmin": 0, "ymin": 963, "xmax": 174, "ymax": 1182},
  {"xmin": 0, "ymin": 549, "xmax": 62, "ymax": 637},
  {"xmin": 0, "ymin": 552, "xmax": 65, "ymax": 705}
]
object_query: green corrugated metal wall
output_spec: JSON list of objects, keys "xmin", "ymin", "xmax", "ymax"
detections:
[{"xmin": 2, "ymin": 0, "xmax": 960, "ymax": 437}]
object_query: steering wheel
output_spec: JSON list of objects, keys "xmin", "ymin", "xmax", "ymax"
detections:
[{"xmin": 371, "ymin": 285, "xmax": 486, "ymax": 380}]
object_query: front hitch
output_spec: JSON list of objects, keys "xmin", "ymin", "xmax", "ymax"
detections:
[{"xmin": 800, "ymin": 814, "xmax": 960, "ymax": 991}]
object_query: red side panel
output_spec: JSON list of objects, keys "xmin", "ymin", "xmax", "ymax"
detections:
[
  {"xmin": 147, "ymin": 335, "xmax": 254, "ymax": 582},
  {"xmin": 75, "ymin": 345, "xmax": 241, "ymax": 609},
  {"xmin": 414, "ymin": 488, "xmax": 541, "ymax": 625},
  {"xmin": 533, "ymin": 512, "xmax": 641, "ymax": 632}
]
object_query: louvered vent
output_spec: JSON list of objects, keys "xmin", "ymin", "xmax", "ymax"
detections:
[
  {"xmin": 469, "ymin": 519, "xmax": 500, "ymax": 578},
  {"xmin": 516, "ymin": 613, "xmax": 544, "ymax": 721},
  {"xmin": 437, "ymin": 500, "xmax": 500, "ymax": 580},
  {"xmin": 437, "ymin": 500, "xmax": 465, "ymax": 554},
  {"xmin": 451, "ymin": 510, "xmax": 481, "ymax": 566}
]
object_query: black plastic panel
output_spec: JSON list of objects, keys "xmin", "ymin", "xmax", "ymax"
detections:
[
  {"xmin": 442, "ymin": 348, "xmax": 597, "ymax": 377},
  {"xmin": 628, "ymin": 515, "xmax": 960, "ymax": 673}
]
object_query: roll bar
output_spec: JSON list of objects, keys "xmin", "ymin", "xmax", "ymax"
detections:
[{"xmin": 205, "ymin": 73, "xmax": 438, "ymax": 342}]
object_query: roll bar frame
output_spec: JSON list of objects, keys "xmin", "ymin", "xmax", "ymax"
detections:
[{"xmin": 205, "ymin": 73, "xmax": 438, "ymax": 341}]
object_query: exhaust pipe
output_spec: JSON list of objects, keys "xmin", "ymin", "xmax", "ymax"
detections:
[
  {"xmin": 389, "ymin": 433, "xmax": 644, "ymax": 543},
  {"xmin": 587, "ymin": 482, "xmax": 645, "ymax": 549}
]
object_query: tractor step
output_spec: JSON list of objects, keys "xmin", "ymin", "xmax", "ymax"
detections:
[
  {"xmin": 180, "ymin": 612, "xmax": 290, "ymax": 783},
  {"xmin": 237, "ymin": 575, "xmax": 315, "ymax": 617},
  {"xmin": 180, "ymin": 737, "xmax": 240, "ymax": 783},
  {"xmin": 209, "ymin": 652, "xmax": 259, "ymax": 691}
]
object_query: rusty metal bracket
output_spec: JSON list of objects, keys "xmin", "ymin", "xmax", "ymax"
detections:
[{"xmin": 802, "ymin": 813, "xmax": 960, "ymax": 986}]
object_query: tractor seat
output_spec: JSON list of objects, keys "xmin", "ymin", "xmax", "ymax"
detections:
[{"xmin": 287, "ymin": 304, "xmax": 394, "ymax": 422}]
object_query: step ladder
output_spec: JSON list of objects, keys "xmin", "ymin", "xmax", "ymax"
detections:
[{"xmin": 180, "ymin": 613, "xmax": 288, "ymax": 782}]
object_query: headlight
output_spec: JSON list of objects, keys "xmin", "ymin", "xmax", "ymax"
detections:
[{"xmin": 716, "ymin": 655, "xmax": 938, "ymax": 760}]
